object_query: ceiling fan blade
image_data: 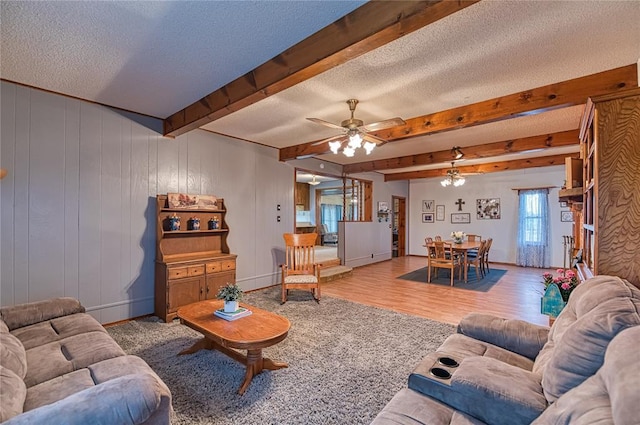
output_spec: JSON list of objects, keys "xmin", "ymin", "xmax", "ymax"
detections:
[
  {"xmin": 310, "ymin": 134, "xmax": 347, "ymax": 146},
  {"xmin": 361, "ymin": 117, "xmax": 405, "ymax": 132},
  {"xmin": 306, "ymin": 117, "xmax": 345, "ymax": 130},
  {"xmin": 362, "ymin": 133, "xmax": 388, "ymax": 146}
]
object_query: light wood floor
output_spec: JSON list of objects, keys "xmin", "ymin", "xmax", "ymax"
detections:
[{"xmin": 321, "ymin": 256, "xmax": 550, "ymax": 326}]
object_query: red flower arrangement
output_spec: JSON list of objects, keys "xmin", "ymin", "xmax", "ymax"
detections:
[{"xmin": 542, "ymin": 269, "xmax": 579, "ymax": 302}]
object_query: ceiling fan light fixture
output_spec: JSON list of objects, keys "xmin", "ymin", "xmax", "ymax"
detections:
[
  {"xmin": 363, "ymin": 141, "xmax": 376, "ymax": 155},
  {"xmin": 441, "ymin": 161, "xmax": 466, "ymax": 187},
  {"xmin": 348, "ymin": 131, "xmax": 362, "ymax": 149},
  {"xmin": 343, "ymin": 146, "xmax": 356, "ymax": 157},
  {"xmin": 308, "ymin": 175, "xmax": 320, "ymax": 186},
  {"xmin": 452, "ymin": 146, "xmax": 464, "ymax": 160},
  {"xmin": 329, "ymin": 140, "xmax": 341, "ymax": 154},
  {"xmin": 453, "ymin": 176, "xmax": 466, "ymax": 187}
]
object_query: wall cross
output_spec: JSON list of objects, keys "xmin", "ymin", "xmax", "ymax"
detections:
[{"xmin": 455, "ymin": 198, "xmax": 465, "ymax": 211}]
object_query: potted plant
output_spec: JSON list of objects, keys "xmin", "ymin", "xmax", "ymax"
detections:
[
  {"xmin": 216, "ymin": 283, "xmax": 243, "ymax": 312},
  {"xmin": 541, "ymin": 268, "xmax": 579, "ymax": 324}
]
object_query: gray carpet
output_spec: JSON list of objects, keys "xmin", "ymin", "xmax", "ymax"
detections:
[
  {"xmin": 107, "ymin": 287, "xmax": 454, "ymax": 424},
  {"xmin": 397, "ymin": 267, "xmax": 506, "ymax": 291}
]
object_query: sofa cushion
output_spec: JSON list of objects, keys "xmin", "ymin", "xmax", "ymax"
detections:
[
  {"xmin": 0, "ymin": 332, "xmax": 27, "ymax": 378},
  {"xmin": 0, "ymin": 318, "xmax": 9, "ymax": 333},
  {"xmin": 24, "ymin": 368, "xmax": 95, "ymax": 412},
  {"xmin": 533, "ymin": 275, "xmax": 640, "ymax": 403},
  {"xmin": 10, "ymin": 313, "xmax": 106, "ymax": 350},
  {"xmin": 0, "ymin": 297, "xmax": 84, "ymax": 331},
  {"xmin": 532, "ymin": 326, "xmax": 640, "ymax": 424},
  {"xmin": 437, "ymin": 334, "xmax": 534, "ymax": 371},
  {"xmin": 371, "ymin": 388, "xmax": 488, "ymax": 425},
  {"xmin": 24, "ymin": 331, "xmax": 125, "ymax": 387},
  {"xmin": 11, "ymin": 374, "xmax": 165, "ymax": 425},
  {"xmin": 0, "ymin": 365, "xmax": 27, "ymax": 422}
]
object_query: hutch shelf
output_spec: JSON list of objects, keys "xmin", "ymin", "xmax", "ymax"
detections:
[{"xmin": 154, "ymin": 194, "xmax": 237, "ymax": 322}]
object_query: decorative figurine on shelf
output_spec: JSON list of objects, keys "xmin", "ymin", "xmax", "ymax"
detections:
[
  {"xmin": 168, "ymin": 213, "xmax": 181, "ymax": 231},
  {"xmin": 190, "ymin": 217, "xmax": 200, "ymax": 231},
  {"xmin": 208, "ymin": 217, "xmax": 219, "ymax": 230}
]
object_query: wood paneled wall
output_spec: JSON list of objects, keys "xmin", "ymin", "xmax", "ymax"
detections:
[{"xmin": 0, "ymin": 81, "xmax": 295, "ymax": 323}]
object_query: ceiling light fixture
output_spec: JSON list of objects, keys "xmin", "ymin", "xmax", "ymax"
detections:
[
  {"xmin": 330, "ymin": 129, "xmax": 377, "ymax": 157},
  {"xmin": 441, "ymin": 162, "xmax": 466, "ymax": 187},
  {"xmin": 451, "ymin": 146, "xmax": 464, "ymax": 160},
  {"xmin": 308, "ymin": 175, "xmax": 321, "ymax": 186}
]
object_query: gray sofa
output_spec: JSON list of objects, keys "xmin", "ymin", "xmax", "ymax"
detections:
[
  {"xmin": 372, "ymin": 275, "xmax": 640, "ymax": 424},
  {"xmin": 0, "ymin": 297, "xmax": 172, "ymax": 424}
]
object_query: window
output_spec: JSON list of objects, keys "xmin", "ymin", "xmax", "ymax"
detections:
[{"xmin": 516, "ymin": 189, "xmax": 550, "ymax": 267}]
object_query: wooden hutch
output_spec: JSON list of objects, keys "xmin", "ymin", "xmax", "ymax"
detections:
[
  {"xmin": 154, "ymin": 194, "xmax": 237, "ymax": 322},
  {"xmin": 562, "ymin": 88, "xmax": 640, "ymax": 287}
]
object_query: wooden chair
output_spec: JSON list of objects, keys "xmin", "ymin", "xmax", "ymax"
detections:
[
  {"xmin": 483, "ymin": 238, "xmax": 493, "ymax": 273},
  {"xmin": 434, "ymin": 235, "xmax": 443, "ymax": 241},
  {"xmin": 281, "ymin": 233, "xmax": 321, "ymax": 304},
  {"xmin": 467, "ymin": 240, "xmax": 488, "ymax": 279},
  {"xmin": 467, "ymin": 234, "xmax": 482, "ymax": 242},
  {"xmin": 428, "ymin": 241, "xmax": 462, "ymax": 286},
  {"xmin": 425, "ymin": 237, "xmax": 435, "ymax": 258}
]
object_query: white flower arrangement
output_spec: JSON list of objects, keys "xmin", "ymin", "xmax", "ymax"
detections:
[{"xmin": 451, "ymin": 231, "xmax": 465, "ymax": 239}]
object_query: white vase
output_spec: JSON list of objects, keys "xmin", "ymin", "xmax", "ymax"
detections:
[{"xmin": 224, "ymin": 300, "xmax": 239, "ymax": 312}]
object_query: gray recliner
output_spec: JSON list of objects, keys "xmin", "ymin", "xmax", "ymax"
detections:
[{"xmin": 371, "ymin": 275, "xmax": 640, "ymax": 424}]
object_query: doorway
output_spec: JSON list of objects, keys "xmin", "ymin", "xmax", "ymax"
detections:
[{"xmin": 393, "ymin": 196, "xmax": 406, "ymax": 257}]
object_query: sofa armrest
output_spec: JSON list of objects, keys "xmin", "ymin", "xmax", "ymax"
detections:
[
  {"xmin": 457, "ymin": 313, "xmax": 549, "ymax": 360},
  {"xmin": 0, "ymin": 298, "xmax": 85, "ymax": 331},
  {"xmin": 5, "ymin": 374, "xmax": 165, "ymax": 425},
  {"xmin": 409, "ymin": 356, "xmax": 547, "ymax": 425}
]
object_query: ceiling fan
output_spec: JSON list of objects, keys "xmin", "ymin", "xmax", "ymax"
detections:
[
  {"xmin": 441, "ymin": 161, "xmax": 467, "ymax": 187},
  {"xmin": 307, "ymin": 99, "xmax": 405, "ymax": 157}
]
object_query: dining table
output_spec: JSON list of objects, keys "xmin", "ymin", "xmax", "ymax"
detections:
[{"xmin": 423, "ymin": 240, "xmax": 481, "ymax": 283}]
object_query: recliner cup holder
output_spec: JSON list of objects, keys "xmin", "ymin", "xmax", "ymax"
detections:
[
  {"xmin": 429, "ymin": 367, "xmax": 451, "ymax": 379},
  {"xmin": 437, "ymin": 357, "xmax": 459, "ymax": 368}
]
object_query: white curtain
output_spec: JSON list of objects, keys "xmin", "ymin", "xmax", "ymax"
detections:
[{"xmin": 516, "ymin": 189, "xmax": 550, "ymax": 268}]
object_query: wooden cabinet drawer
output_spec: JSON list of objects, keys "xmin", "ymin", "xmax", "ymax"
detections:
[
  {"xmin": 188, "ymin": 265, "xmax": 205, "ymax": 277},
  {"xmin": 168, "ymin": 267, "xmax": 189, "ymax": 279},
  {"xmin": 206, "ymin": 262, "xmax": 222, "ymax": 273},
  {"xmin": 222, "ymin": 260, "xmax": 236, "ymax": 271}
]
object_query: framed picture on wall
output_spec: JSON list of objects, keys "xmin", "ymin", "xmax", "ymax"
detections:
[
  {"xmin": 378, "ymin": 201, "xmax": 389, "ymax": 212},
  {"xmin": 451, "ymin": 213, "xmax": 471, "ymax": 224},
  {"xmin": 422, "ymin": 213, "xmax": 435, "ymax": 223},
  {"xmin": 436, "ymin": 205, "xmax": 445, "ymax": 221},
  {"xmin": 476, "ymin": 198, "xmax": 501, "ymax": 219},
  {"xmin": 561, "ymin": 211, "xmax": 574, "ymax": 222},
  {"xmin": 422, "ymin": 200, "xmax": 435, "ymax": 212}
]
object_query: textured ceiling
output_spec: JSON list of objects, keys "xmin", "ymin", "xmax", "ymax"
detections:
[
  {"xmin": 1, "ymin": 0, "xmax": 365, "ymax": 117},
  {"xmin": 2, "ymin": 1, "xmax": 639, "ymax": 176}
]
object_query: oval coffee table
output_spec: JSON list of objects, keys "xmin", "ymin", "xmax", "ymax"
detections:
[{"xmin": 177, "ymin": 299, "xmax": 290, "ymax": 395}]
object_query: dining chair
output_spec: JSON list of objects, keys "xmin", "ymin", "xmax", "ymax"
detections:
[
  {"xmin": 424, "ymin": 237, "xmax": 435, "ymax": 258},
  {"xmin": 428, "ymin": 241, "xmax": 462, "ymax": 286},
  {"xmin": 467, "ymin": 240, "xmax": 487, "ymax": 279},
  {"xmin": 434, "ymin": 235, "xmax": 443, "ymax": 242},
  {"xmin": 483, "ymin": 238, "xmax": 493, "ymax": 273},
  {"xmin": 281, "ymin": 233, "xmax": 321, "ymax": 304},
  {"xmin": 466, "ymin": 234, "xmax": 482, "ymax": 242}
]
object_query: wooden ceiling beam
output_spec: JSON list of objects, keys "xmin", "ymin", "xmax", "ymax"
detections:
[
  {"xmin": 343, "ymin": 129, "xmax": 579, "ymax": 173},
  {"xmin": 384, "ymin": 153, "xmax": 579, "ymax": 181},
  {"xmin": 279, "ymin": 64, "xmax": 636, "ymax": 161},
  {"xmin": 163, "ymin": 0, "xmax": 479, "ymax": 138}
]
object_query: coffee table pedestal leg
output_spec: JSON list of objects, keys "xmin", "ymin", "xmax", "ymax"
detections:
[{"xmin": 178, "ymin": 338, "xmax": 288, "ymax": 395}]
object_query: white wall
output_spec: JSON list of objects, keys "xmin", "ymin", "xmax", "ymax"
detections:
[
  {"xmin": 409, "ymin": 167, "xmax": 574, "ymax": 268},
  {"xmin": 0, "ymin": 81, "xmax": 295, "ymax": 322},
  {"xmin": 341, "ymin": 172, "xmax": 409, "ymax": 268}
]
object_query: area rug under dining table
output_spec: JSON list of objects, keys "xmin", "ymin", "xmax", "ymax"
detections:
[
  {"xmin": 107, "ymin": 287, "xmax": 454, "ymax": 425},
  {"xmin": 397, "ymin": 267, "xmax": 506, "ymax": 291}
]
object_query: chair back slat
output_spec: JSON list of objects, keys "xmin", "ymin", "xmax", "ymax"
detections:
[{"xmin": 283, "ymin": 233, "xmax": 317, "ymax": 273}]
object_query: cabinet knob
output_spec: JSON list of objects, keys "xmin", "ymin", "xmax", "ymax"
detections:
[{"xmin": 206, "ymin": 286, "xmax": 210, "ymax": 293}]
